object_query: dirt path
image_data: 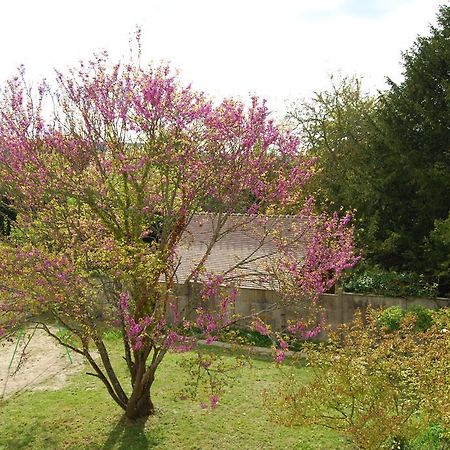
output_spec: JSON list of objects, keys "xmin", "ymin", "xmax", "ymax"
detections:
[{"xmin": 0, "ymin": 327, "xmax": 85, "ymax": 399}]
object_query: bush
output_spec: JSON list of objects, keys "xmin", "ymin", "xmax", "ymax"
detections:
[
  {"xmin": 264, "ymin": 308, "xmax": 450, "ymax": 449},
  {"xmin": 377, "ymin": 306, "xmax": 405, "ymax": 331},
  {"xmin": 425, "ymin": 213, "xmax": 450, "ymax": 297},
  {"xmin": 218, "ymin": 328, "xmax": 310, "ymax": 352},
  {"xmin": 408, "ymin": 424, "xmax": 450, "ymax": 450},
  {"xmin": 220, "ymin": 328, "xmax": 275, "ymax": 348},
  {"xmin": 377, "ymin": 306, "xmax": 434, "ymax": 332},
  {"xmin": 408, "ymin": 306, "xmax": 434, "ymax": 332}
]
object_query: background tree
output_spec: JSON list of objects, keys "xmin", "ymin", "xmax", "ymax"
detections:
[
  {"xmin": 0, "ymin": 51, "xmax": 357, "ymax": 420},
  {"xmin": 286, "ymin": 75, "xmax": 379, "ymax": 252},
  {"xmin": 288, "ymin": 5, "xmax": 450, "ymax": 295},
  {"xmin": 369, "ymin": 4, "xmax": 450, "ymax": 289}
]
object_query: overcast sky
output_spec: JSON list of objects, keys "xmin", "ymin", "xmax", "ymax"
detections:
[{"xmin": 0, "ymin": 0, "xmax": 446, "ymax": 112}]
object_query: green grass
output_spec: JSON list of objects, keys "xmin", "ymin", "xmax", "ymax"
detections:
[{"xmin": 0, "ymin": 341, "xmax": 349, "ymax": 450}]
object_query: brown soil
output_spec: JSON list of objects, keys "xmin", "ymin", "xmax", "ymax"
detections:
[{"xmin": 0, "ymin": 327, "xmax": 85, "ymax": 399}]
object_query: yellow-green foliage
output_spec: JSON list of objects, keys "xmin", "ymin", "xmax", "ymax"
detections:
[{"xmin": 264, "ymin": 307, "xmax": 450, "ymax": 449}]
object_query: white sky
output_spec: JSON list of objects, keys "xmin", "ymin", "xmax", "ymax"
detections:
[{"xmin": 0, "ymin": 0, "xmax": 447, "ymax": 113}]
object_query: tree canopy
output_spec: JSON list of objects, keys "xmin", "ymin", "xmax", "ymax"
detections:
[{"xmin": 0, "ymin": 49, "xmax": 357, "ymax": 419}]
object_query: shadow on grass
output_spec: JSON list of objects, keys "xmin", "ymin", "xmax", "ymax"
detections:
[{"xmin": 101, "ymin": 415, "xmax": 160, "ymax": 450}]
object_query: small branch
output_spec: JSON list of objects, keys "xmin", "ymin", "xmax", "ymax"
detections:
[
  {"xmin": 83, "ymin": 344, "xmax": 127, "ymax": 410},
  {"xmin": 86, "ymin": 372, "xmax": 100, "ymax": 378},
  {"xmin": 95, "ymin": 339, "xmax": 129, "ymax": 405},
  {"xmin": 36, "ymin": 322, "xmax": 84, "ymax": 356}
]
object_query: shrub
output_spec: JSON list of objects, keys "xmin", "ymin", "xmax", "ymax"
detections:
[
  {"xmin": 264, "ymin": 308, "xmax": 450, "ymax": 449},
  {"xmin": 377, "ymin": 306, "xmax": 404, "ymax": 331},
  {"xmin": 408, "ymin": 424, "xmax": 450, "ymax": 450},
  {"xmin": 377, "ymin": 306, "xmax": 434, "ymax": 332},
  {"xmin": 407, "ymin": 306, "xmax": 434, "ymax": 332}
]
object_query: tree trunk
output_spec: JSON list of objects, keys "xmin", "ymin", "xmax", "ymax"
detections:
[
  {"xmin": 124, "ymin": 339, "xmax": 163, "ymax": 420},
  {"xmin": 125, "ymin": 382, "xmax": 155, "ymax": 420}
]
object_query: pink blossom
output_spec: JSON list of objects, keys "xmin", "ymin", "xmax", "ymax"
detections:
[
  {"xmin": 163, "ymin": 331, "xmax": 196, "ymax": 352},
  {"xmin": 202, "ymin": 273, "xmax": 224, "ymax": 299},
  {"xmin": 118, "ymin": 292, "xmax": 129, "ymax": 310},
  {"xmin": 252, "ymin": 317, "xmax": 269, "ymax": 336},
  {"xmin": 274, "ymin": 349, "xmax": 286, "ymax": 364},
  {"xmin": 210, "ymin": 395, "xmax": 219, "ymax": 408},
  {"xmin": 279, "ymin": 339, "xmax": 289, "ymax": 351}
]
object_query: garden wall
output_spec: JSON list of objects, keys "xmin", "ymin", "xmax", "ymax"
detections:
[{"xmin": 174, "ymin": 283, "xmax": 450, "ymax": 341}]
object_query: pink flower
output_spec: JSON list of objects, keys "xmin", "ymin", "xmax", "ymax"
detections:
[
  {"xmin": 275, "ymin": 349, "xmax": 285, "ymax": 364},
  {"xmin": 205, "ymin": 335, "xmax": 217, "ymax": 345},
  {"xmin": 118, "ymin": 292, "xmax": 129, "ymax": 310},
  {"xmin": 210, "ymin": 395, "xmax": 219, "ymax": 408},
  {"xmin": 252, "ymin": 317, "xmax": 269, "ymax": 336},
  {"xmin": 279, "ymin": 339, "xmax": 288, "ymax": 351},
  {"xmin": 132, "ymin": 337, "xmax": 144, "ymax": 351},
  {"xmin": 202, "ymin": 273, "xmax": 224, "ymax": 299}
]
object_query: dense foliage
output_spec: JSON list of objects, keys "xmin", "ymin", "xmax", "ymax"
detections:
[
  {"xmin": 342, "ymin": 265, "xmax": 438, "ymax": 298},
  {"xmin": 371, "ymin": 5, "xmax": 450, "ymax": 277},
  {"xmin": 288, "ymin": 5, "xmax": 450, "ymax": 296},
  {"xmin": 287, "ymin": 74, "xmax": 377, "ymax": 224}
]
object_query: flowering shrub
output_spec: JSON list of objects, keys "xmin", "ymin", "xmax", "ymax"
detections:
[{"xmin": 178, "ymin": 351, "xmax": 249, "ymax": 410}]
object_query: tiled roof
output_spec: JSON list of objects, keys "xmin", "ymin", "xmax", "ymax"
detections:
[{"xmin": 175, "ymin": 213, "xmax": 307, "ymax": 288}]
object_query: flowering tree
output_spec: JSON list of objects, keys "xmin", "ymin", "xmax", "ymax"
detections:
[{"xmin": 0, "ymin": 50, "xmax": 357, "ymax": 420}]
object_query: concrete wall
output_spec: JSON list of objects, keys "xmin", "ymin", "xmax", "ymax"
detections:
[
  {"xmin": 174, "ymin": 283, "xmax": 450, "ymax": 340},
  {"xmin": 320, "ymin": 290, "xmax": 449, "ymax": 328}
]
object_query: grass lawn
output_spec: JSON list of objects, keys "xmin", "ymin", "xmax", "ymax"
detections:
[{"xmin": 0, "ymin": 340, "xmax": 350, "ymax": 450}]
